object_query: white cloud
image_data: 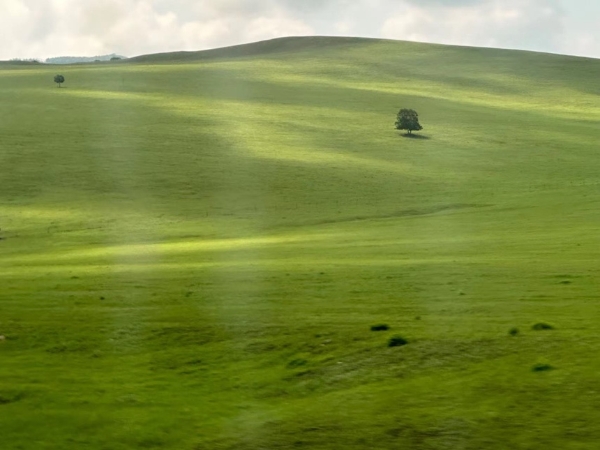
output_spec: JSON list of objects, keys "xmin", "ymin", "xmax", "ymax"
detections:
[
  {"xmin": 560, "ymin": 32, "xmax": 600, "ymax": 59},
  {"xmin": 382, "ymin": 0, "xmax": 564, "ymax": 53},
  {"xmin": 245, "ymin": 14, "xmax": 314, "ymax": 42},
  {"xmin": 1, "ymin": 0, "xmax": 315, "ymax": 60},
  {"xmin": 1, "ymin": 0, "xmax": 598, "ymax": 60}
]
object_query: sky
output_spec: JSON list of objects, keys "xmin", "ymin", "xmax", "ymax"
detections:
[{"xmin": 3, "ymin": 0, "xmax": 600, "ymax": 61}]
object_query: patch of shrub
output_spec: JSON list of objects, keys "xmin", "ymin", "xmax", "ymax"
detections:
[
  {"xmin": 509, "ymin": 327, "xmax": 519, "ymax": 336},
  {"xmin": 532, "ymin": 322, "xmax": 554, "ymax": 331},
  {"xmin": 532, "ymin": 363, "xmax": 554, "ymax": 372},
  {"xmin": 370, "ymin": 324, "xmax": 390, "ymax": 331},
  {"xmin": 388, "ymin": 335, "xmax": 408, "ymax": 347}
]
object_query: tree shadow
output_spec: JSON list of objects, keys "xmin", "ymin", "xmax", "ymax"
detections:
[{"xmin": 400, "ymin": 133, "xmax": 430, "ymax": 140}]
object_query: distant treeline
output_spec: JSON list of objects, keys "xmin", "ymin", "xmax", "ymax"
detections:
[
  {"xmin": 45, "ymin": 54, "xmax": 127, "ymax": 64},
  {"xmin": 8, "ymin": 58, "xmax": 42, "ymax": 64}
]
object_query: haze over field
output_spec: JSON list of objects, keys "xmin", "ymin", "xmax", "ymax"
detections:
[{"xmin": 3, "ymin": 0, "xmax": 600, "ymax": 60}]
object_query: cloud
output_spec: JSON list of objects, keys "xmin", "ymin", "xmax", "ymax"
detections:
[
  {"xmin": 560, "ymin": 31, "xmax": 600, "ymax": 59},
  {"xmin": 382, "ymin": 0, "xmax": 564, "ymax": 53},
  {"xmin": 1, "ymin": 0, "xmax": 598, "ymax": 60},
  {"xmin": 402, "ymin": 0, "xmax": 485, "ymax": 5},
  {"xmin": 1, "ymin": 0, "xmax": 315, "ymax": 59}
]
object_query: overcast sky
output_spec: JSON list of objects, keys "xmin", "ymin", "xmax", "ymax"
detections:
[{"xmin": 4, "ymin": 0, "xmax": 600, "ymax": 61}]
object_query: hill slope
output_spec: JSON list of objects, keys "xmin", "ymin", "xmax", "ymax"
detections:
[
  {"xmin": 127, "ymin": 36, "xmax": 382, "ymax": 63},
  {"xmin": 1, "ymin": 37, "xmax": 600, "ymax": 449}
]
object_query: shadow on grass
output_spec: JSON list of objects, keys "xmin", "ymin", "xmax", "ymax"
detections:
[{"xmin": 400, "ymin": 133, "xmax": 430, "ymax": 140}]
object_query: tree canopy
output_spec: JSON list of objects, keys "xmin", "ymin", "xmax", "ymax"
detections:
[
  {"xmin": 395, "ymin": 109, "xmax": 423, "ymax": 135},
  {"xmin": 54, "ymin": 75, "xmax": 65, "ymax": 87}
]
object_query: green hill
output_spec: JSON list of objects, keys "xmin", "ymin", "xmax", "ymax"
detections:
[
  {"xmin": 1, "ymin": 36, "xmax": 600, "ymax": 449},
  {"xmin": 127, "ymin": 36, "xmax": 380, "ymax": 63}
]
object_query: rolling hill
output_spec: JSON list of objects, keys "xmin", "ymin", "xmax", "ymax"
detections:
[{"xmin": 1, "ymin": 36, "xmax": 600, "ymax": 449}]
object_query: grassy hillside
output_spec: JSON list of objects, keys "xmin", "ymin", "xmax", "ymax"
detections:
[{"xmin": 1, "ymin": 36, "xmax": 600, "ymax": 449}]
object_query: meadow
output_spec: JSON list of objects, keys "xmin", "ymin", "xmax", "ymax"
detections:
[{"xmin": 1, "ymin": 36, "xmax": 600, "ymax": 449}]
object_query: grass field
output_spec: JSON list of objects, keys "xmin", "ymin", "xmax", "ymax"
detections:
[{"xmin": 1, "ymin": 36, "xmax": 600, "ymax": 449}]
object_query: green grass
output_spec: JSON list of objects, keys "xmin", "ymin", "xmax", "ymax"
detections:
[{"xmin": 1, "ymin": 36, "xmax": 600, "ymax": 449}]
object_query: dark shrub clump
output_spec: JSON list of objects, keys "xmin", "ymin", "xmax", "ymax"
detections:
[
  {"xmin": 371, "ymin": 324, "xmax": 390, "ymax": 332},
  {"xmin": 388, "ymin": 335, "xmax": 408, "ymax": 347},
  {"xmin": 532, "ymin": 363, "xmax": 554, "ymax": 372},
  {"xmin": 532, "ymin": 322, "xmax": 554, "ymax": 331},
  {"xmin": 509, "ymin": 327, "xmax": 519, "ymax": 336}
]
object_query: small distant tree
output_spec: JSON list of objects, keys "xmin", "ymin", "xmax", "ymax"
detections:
[
  {"xmin": 110, "ymin": 56, "xmax": 121, "ymax": 61},
  {"xmin": 395, "ymin": 109, "xmax": 423, "ymax": 135},
  {"xmin": 54, "ymin": 74, "xmax": 65, "ymax": 87}
]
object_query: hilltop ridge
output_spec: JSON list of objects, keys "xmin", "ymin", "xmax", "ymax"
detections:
[
  {"xmin": 127, "ymin": 35, "xmax": 600, "ymax": 64},
  {"xmin": 126, "ymin": 36, "xmax": 383, "ymax": 63}
]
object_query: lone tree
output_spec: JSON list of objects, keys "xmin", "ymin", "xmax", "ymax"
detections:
[
  {"xmin": 54, "ymin": 74, "xmax": 65, "ymax": 87},
  {"xmin": 395, "ymin": 109, "xmax": 423, "ymax": 135}
]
